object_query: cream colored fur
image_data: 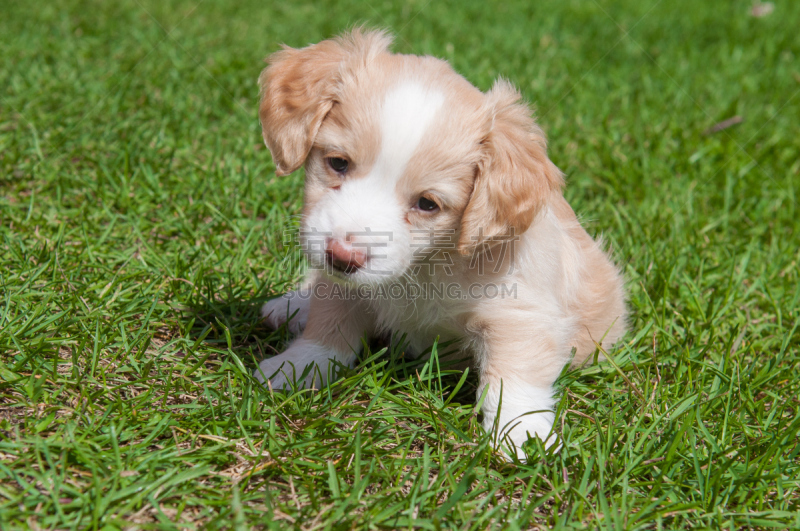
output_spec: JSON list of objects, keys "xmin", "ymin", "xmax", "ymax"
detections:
[{"xmin": 255, "ymin": 29, "xmax": 627, "ymax": 461}]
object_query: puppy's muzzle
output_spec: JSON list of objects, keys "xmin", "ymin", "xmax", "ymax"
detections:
[{"xmin": 325, "ymin": 238, "xmax": 367, "ymax": 274}]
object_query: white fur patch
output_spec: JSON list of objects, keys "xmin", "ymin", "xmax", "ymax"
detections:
[
  {"xmin": 480, "ymin": 381, "xmax": 559, "ymax": 460},
  {"xmin": 261, "ymin": 290, "xmax": 310, "ymax": 334},
  {"xmin": 253, "ymin": 338, "xmax": 356, "ymax": 390},
  {"xmin": 374, "ymin": 82, "xmax": 445, "ymax": 182}
]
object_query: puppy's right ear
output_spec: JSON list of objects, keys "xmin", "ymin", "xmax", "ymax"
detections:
[
  {"xmin": 258, "ymin": 30, "xmax": 392, "ymax": 176},
  {"xmin": 258, "ymin": 40, "xmax": 345, "ymax": 176}
]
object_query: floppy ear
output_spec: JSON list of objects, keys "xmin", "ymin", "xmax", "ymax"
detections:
[
  {"xmin": 258, "ymin": 29, "xmax": 392, "ymax": 176},
  {"xmin": 458, "ymin": 80, "xmax": 564, "ymax": 254},
  {"xmin": 258, "ymin": 40, "xmax": 346, "ymax": 176}
]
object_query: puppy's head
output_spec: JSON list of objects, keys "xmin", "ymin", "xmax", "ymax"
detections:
[{"xmin": 259, "ymin": 29, "xmax": 563, "ymax": 285}]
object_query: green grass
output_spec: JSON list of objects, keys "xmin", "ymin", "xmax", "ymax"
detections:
[{"xmin": 1, "ymin": 0, "xmax": 799, "ymax": 528}]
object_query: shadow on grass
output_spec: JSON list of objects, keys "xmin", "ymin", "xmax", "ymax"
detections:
[
  {"xmin": 176, "ymin": 276, "xmax": 480, "ymax": 404},
  {"xmin": 178, "ymin": 286, "xmax": 286, "ymax": 370}
]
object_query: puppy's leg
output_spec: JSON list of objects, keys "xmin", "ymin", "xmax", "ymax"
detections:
[
  {"xmin": 255, "ymin": 279, "xmax": 372, "ymax": 390},
  {"xmin": 254, "ymin": 337, "xmax": 352, "ymax": 390},
  {"xmin": 479, "ymin": 376, "xmax": 558, "ymax": 460},
  {"xmin": 262, "ymin": 290, "xmax": 311, "ymax": 334},
  {"xmin": 475, "ymin": 317, "xmax": 568, "ymax": 460}
]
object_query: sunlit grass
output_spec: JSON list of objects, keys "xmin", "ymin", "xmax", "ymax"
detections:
[{"xmin": 1, "ymin": 0, "xmax": 798, "ymax": 528}]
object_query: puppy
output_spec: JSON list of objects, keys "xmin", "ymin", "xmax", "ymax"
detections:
[{"xmin": 255, "ymin": 29, "xmax": 627, "ymax": 459}]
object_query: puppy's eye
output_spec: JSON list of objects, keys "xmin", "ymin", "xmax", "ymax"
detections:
[
  {"xmin": 416, "ymin": 196, "xmax": 439, "ymax": 212},
  {"xmin": 327, "ymin": 157, "xmax": 349, "ymax": 173}
]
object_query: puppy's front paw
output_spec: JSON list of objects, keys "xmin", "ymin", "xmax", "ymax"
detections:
[
  {"xmin": 254, "ymin": 355, "xmax": 295, "ymax": 391},
  {"xmin": 480, "ymin": 382, "xmax": 559, "ymax": 461},
  {"xmin": 262, "ymin": 291, "xmax": 310, "ymax": 334},
  {"xmin": 493, "ymin": 410, "xmax": 559, "ymax": 460},
  {"xmin": 254, "ymin": 338, "xmax": 356, "ymax": 391}
]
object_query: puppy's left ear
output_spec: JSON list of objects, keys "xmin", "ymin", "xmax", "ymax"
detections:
[
  {"xmin": 258, "ymin": 29, "xmax": 392, "ymax": 176},
  {"xmin": 458, "ymin": 80, "xmax": 563, "ymax": 254}
]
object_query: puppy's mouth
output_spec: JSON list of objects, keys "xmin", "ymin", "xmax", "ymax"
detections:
[{"xmin": 325, "ymin": 254, "xmax": 362, "ymax": 276}]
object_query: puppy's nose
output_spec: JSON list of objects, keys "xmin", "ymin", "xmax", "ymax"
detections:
[{"xmin": 325, "ymin": 238, "xmax": 367, "ymax": 274}]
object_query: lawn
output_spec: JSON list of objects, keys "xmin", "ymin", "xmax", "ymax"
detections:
[{"xmin": 1, "ymin": 0, "xmax": 799, "ymax": 529}]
